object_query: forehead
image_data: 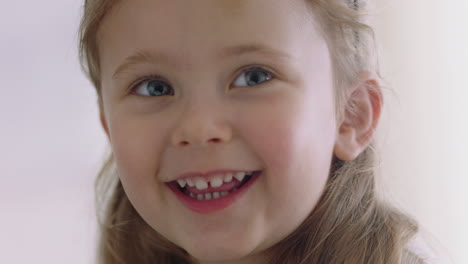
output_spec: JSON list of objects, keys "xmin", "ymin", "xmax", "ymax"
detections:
[{"xmin": 97, "ymin": 0, "xmax": 323, "ymax": 79}]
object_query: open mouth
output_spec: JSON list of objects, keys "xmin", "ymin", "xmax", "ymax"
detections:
[{"xmin": 167, "ymin": 170, "xmax": 262, "ymax": 201}]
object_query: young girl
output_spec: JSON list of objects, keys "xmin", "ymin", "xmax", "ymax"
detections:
[{"xmin": 78, "ymin": 0, "xmax": 433, "ymax": 263}]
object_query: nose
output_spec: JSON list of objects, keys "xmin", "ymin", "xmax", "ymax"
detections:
[{"xmin": 171, "ymin": 102, "xmax": 232, "ymax": 148}]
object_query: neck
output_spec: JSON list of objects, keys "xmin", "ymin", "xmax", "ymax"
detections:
[{"xmin": 197, "ymin": 250, "xmax": 269, "ymax": 264}]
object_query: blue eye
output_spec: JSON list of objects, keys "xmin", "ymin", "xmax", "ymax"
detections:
[
  {"xmin": 131, "ymin": 67, "xmax": 273, "ymax": 97},
  {"xmin": 233, "ymin": 67, "xmax": 273, "ymax": 87},
  {"xmin": 132, "ymin": 78, "xmax": 174, "ymax": 97}
]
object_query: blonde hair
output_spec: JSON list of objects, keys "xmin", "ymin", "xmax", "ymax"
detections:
[{"xmin": 78, "ymin": 0, "xmax": 423, "ymax": 263}]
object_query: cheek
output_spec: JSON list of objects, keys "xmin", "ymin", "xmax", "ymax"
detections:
[
  {"xmin": 256, "ymin": 110, "xmax": 333, "ymax": 193},
  {"xmin": 242, "ymin": 92, "xmax": 335, "ymax": 212},
  {"xmin": 108, "ymin": 112, "xmax": 167, "ymax": 186},
  {"xmin": 108, "ymin": 113, "xmax": 173, "ymax": 226},
  {"xmin": 239, "ymin": 102, "xmax": 334, "ymax": 248},
  {"xmin": 244, "ymin": 94, "xmax": 334, "ymax": 173}
]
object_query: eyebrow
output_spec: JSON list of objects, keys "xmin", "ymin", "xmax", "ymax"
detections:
[{"xmin": 112, "ymin": 44, "xmax": 292, "ymax": 79}]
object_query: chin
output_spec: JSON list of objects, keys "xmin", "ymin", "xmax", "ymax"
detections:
[
  {"xmin": 189, "ymin": 250, "xmax": 253, "ymax": 264},
  {"xmin": 181, "ymin": 237, "xmax": 260, "ymax": 263}
]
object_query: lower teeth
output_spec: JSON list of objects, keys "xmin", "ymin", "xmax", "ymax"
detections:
[
  {"xmin": 186, "ymin": 188, "xmax": 238, "ymax": 201},
  {"xmin": 182, "ymin": 174, "xmax": 254, "ymax": 201}
]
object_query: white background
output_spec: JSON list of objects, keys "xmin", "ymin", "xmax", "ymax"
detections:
[{"xmin": 0, "ymin": 0, "xmax": 466, "ymax": 263}]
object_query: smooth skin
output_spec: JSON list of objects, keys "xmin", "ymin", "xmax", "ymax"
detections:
[{"xmin": 97, "ymin": 0, "xmax": 382, "ymax": 263}]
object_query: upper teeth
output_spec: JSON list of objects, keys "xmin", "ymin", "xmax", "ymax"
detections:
[{"xmin": 176, "ymin": 171, "xmax": 255, "ymax": 190}]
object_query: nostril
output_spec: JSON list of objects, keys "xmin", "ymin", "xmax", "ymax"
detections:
[{"xmin": 209, "ymin": 138, "xmax": 221, "ymax": 143}]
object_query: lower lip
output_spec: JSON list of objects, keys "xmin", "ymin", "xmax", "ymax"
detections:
[{"xmin": 166, "ymin": 171, "xmax": 261, "ymax": 214}]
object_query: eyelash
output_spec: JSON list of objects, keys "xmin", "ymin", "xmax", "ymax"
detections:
[{"xmin": 128, "ymin": 65, "xmax": 276, "ymax": 96}]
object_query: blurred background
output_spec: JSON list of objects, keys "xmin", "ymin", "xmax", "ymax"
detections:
[{"xmin": 0, "ymin": 0, "xmax": 466, "ymax": 263}]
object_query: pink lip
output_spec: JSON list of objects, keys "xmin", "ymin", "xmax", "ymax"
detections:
[{"xmin": 166, "ymin": 171, "xmax": 261, "ymax": 214}]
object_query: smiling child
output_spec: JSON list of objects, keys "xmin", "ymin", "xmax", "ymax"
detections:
[{"xmin": 78, "ymin": 0, "xmax": 432, "ymax": 263}]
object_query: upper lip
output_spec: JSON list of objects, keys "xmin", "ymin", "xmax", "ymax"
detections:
[{"xmin": 169, "ymin": 169, "xmax": 259, "ymax": 182}]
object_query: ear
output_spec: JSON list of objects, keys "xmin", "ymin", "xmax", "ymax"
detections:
[{"xmin": 334, "ymin": 71, "xmax": 383, "ymax": 161}]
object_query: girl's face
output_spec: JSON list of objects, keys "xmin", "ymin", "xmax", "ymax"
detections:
[{"xmin": 98, "ymin": 0, "xmax": 336, "ymax": 263}]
